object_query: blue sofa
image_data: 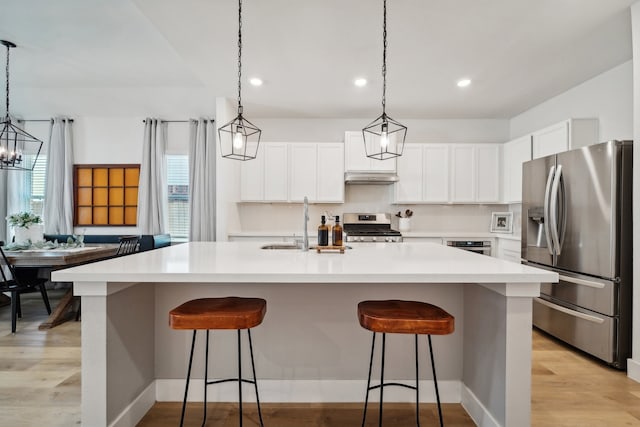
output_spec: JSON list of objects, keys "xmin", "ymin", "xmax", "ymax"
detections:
[{"xmin": 43, "ymin": 233, "xmax": 171, "ymax": 252}]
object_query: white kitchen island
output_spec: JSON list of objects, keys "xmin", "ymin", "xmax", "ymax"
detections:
[{"xmin": 52, "ymin": 241, "xmax": 557, "ymax": 427}]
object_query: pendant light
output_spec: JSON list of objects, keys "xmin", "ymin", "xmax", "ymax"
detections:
[
  {"xmin": 218, "ymin": 0, "xmax": 261, "ymax": 161},
  {"xmin": 0, "ymin": 40, "xmax": 43, "ymax": 171},
  {"xmin": 362, "ymin": 0, "xmax": 407, "ymax": 161}
]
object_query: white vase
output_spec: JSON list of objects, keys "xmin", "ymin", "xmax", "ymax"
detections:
[
  {"xmin": 14, "ymin": 224, "xmax": 44, "ymax": 245},
  {"xmin": 398, "ymin": 218, "xmax": 411, "ymax": 232}
]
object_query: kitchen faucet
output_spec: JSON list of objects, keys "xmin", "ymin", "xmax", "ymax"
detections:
[{"xmin": 302, "ymin": 196, "xmax": 309, "ymax": 251}]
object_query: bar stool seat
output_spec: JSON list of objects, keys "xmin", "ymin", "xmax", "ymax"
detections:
[
  {"xmin": 170, "ymin": 297, "xmax": 266, "ymax": 330},
  {"xmin": 357, "ymin": 300, "xmax": 455, "ymax": 427},
  {"xmin": 170, "ymin": 296, "xmax": 267, "ymax": 427}
]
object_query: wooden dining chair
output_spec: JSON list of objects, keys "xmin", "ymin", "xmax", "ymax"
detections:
[{"xmin": 0, "ymin": 247, "xmax": 51, "ymax": 333}]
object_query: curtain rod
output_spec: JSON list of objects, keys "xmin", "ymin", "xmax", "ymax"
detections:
[
  {"xmin": 142, "ymin": 119, "xmax": 214, "ymax": 123},
  {"xmin": 21, "ymin": 119, "xmax": 74, "ymax": 123}
]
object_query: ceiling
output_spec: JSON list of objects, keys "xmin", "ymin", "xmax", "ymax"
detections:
[{"xmin": 0, "ymin": 0, "xmax": 635, "ymax": 119}]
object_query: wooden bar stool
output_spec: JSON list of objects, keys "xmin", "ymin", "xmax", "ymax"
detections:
[
  {"xmin": 357, "ymin": 300, "xmax": 455, "ymax": 427},
  {"xmin": 169, "ymin": 297, "xmax": 267, "ymax": 427}
]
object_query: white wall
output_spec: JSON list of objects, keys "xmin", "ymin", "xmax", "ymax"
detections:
[
  {"xmin": 628, "ymin": 1, "xmax": 640, "ymax": 383},
  {"xmin": 510, "ymin": 60, "xmax": 633, "ymax": 142}
]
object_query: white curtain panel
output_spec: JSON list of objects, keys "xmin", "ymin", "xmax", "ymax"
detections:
[
  {"xmin": 188, "ymin": 118, "xmax": 216, "ymax": 241},
  {"xmin": 43, "ymin": 117, "xmax": 74, "ymax": 234},
  {"xmin": 137, "ymin": 118, "xmax": 168, "ymax": 235}
]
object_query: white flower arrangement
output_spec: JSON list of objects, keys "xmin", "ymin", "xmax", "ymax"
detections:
[{"xmin": 6, "ymin": 211, "xmax": 43, "ymax": 228}]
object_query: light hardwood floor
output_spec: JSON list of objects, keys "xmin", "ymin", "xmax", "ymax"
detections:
[{"xmin": 1, "ymin": 291, "xmax": 640, "ymax": 426}]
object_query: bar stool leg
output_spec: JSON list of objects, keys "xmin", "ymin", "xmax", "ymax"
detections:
[
  {"xmin": 238, "ymin": 329, "xmax": 243, "ymax": 427},
  {"xmin": 247, "ymin": 329, "xmax": 265, "ymax": 427},
  {"xmin": 379, "ymin": 332, "xmax": 386, "ymax": 427},
  {"xmin": 202, "ymin": 330, "xmax": 210, "ymax": 427},
  {"xmin": 361, "ymin": 332, "xmax": 376, "ymax": 427},
  {"xmin": 415, "ymin": 334, "xmax": 420, "ymax": 427},
  {"xmin": 180, "ymin": 330, "xmax": 197, "ymax": 427},
  {"xmin": 428, "ymin": 335, "xmax": 444, "ymax": 427}
]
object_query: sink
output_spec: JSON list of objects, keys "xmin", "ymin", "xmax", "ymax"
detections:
[{"xmin": 260, "ymin": 243, "xmax": 300, "ymax": 250}]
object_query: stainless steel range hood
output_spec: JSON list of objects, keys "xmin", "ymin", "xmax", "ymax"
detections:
[{"xmin": 344, "ymin": 172, "xmax": 399, "ymax": 184}]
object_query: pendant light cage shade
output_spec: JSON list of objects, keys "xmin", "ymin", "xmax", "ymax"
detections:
[
  {"xmin": 362, "ymin": 113, "xmax": 407, "ymax": 161},
  {"xmin": 218, "ymin": 112, "xmax": 261, "ymax": 161},
  {"xmin": 0, "ymin": 40, "xmax": 43, "ymax": 171},
  {"xmin": 0, "ymin": 119, "xmax": 43, "ymax": 170}
]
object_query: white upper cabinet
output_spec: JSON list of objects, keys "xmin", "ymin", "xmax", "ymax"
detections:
[
  {"xmin": 240, "ymin": 144, "xmax": 265, "ymax": 201},
  {"xmin": 502, "ymin": 135, "xmax": 531, "ymax": 203},
  {"xmin": 423, "ymin": 145, "xmax": 449, "ymax": 202},
  {"xmin": 289, "ymin": 143, "xmax": 318, "ymax": 202},
  {"xmin": 531, "ymin": 119, "xmax": 598, "ymax": 159},
  {"xmin": 241, "ymin": 142, "xmax": 344, "ymax": 203},
  {"xmin": 264, "ymin": 143, "xmax": 289, "ymax": 201},
  {"xmin": 450, "ymin": 145, "xmax": 476, "ymax": 202},
  {"xmin": 317, "ymin": 143, "xmax": 345, "ymax": 202},
  {"xmin": 344, "ymin": 131, "xmax": 396, "ymax": 172},
  {"xmin": 395, "ymin": 144, "xmax": 423, "ymax": 202},
  {"xmin": 395, "ymin": 143, "xmax": 497, "ymax": 204},
  {"xmin": 475, "ymin": 144, "xmax": 500, "ymax": 203}
]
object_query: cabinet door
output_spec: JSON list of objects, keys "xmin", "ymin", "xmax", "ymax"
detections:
[
  {"xmin": 423, "ymin": 144, "xmax": 449, "ymax": 202},
  {"xmin": 317, "ymin": 143, "xmax": 345, "ymax": 202},
  {"xmin": 344, "ymin": 132, "xmax": 370, "ymax": 172},
  {"xmin": 503, "ymin": 135, "xmax": 531, "ymax": 203},
  {"xmin": 240, "ymin": 143, "xmax": 265, "ymax": 201},
  {"xmin": 450, "ymin": 145, "xmax": 475, "ymax": 202},
  {"xmin": 395, "ymin": 144, "xmax": 423, "ymax": 202},
  {"xmin": 476, "ymin": 144, "xmax": 500, "ymax": 202},
  {"xmin": 264, "ymin": 143, "xmax": 288, "ymax": 201},
  {"xmin": 289, "ymin": 143, "xmax": 317, "ymax": 202},
  {"xmin": 532, "ymin": 121, "xmax": 568, "ymax": 159}
]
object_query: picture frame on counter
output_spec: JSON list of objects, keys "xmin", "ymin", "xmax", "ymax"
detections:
[{"xmin": 490, "ymin": 212, "xmax": 513, "ymax": 233}]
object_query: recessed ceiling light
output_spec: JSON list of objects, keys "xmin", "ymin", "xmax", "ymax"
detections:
[
  {"xmin": 457, "ymin": 78, "xmax": 471, "ymax": 88},
  {"xmin": 354, "ymin": 78, "xmax": 367, "ymax": 87},
  {"xmin": 249, "ymin": 77, "xmax": 263, "ymax": 86}
]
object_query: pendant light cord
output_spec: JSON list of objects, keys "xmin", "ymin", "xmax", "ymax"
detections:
[
  {"xmin": 381, "ymin": 0, "xmax": 387, "ymax": 115},
  {"xmin": 237, "ymin": 0, "xmax": 243, "ymax": 112},
  {"xmin": 4, "ymin": 42, "xmax": 9, "ymax": 119}
]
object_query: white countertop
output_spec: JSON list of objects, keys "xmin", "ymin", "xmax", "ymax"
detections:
[
  {"xmin": 229, "ymin": 230, "xmax": 521, "ymax": 240},
  {"xmin": 53, "ymin": 241, "xmax": 553, "ymax": 285}
]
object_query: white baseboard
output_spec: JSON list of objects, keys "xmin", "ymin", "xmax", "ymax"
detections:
[
  {"xmin": 156, "ymin": 379, "xmax": 461, "ymax": 403},
  {"xmin": 461, "ymin": 385, "xmax": 501, "ymax": 427},
  {"xmin": 109, "ymin": 381, "xmax": 156, "ymax": 427},
  {"xmin": 628, "ymin": 358, "xmax": 640, "ymax": 383}
]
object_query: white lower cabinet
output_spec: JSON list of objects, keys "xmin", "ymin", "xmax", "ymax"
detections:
[
  {"xmin": 396, "ymin": 143, "xmax": 499, "ymax": 204},
  {"xmin": 496, "ymin": 238, "xmax": 522, "ymax": 263},
  {"xmin": 241, "ymin": 142, "xmax": 344, "ymax": 203}
]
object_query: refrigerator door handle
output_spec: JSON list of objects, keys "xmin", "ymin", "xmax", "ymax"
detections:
[
  {"xmin": 543, "ymin": 165, "xmax": 556, "ymax": 255},
  {"xmin": 550, "ymin": 164, "xmax": 563, "ymax": 255},
  {"xmin": 535, "ymin": 298, "xmax": 605, "ymax": 324}
]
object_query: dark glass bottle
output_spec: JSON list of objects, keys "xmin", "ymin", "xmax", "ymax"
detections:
[
  {"xmin": 318, "ymin": 215, "xmax": 329, "ymax": 246},
  {"xmin": 332, "ymin": 215, "xmax": 343, "ymax": 247}
]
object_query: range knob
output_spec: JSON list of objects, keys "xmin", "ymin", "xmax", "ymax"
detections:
[
  {"xmin": 372, "ymin": 237, "xmax": 377, "ymax": 242},
  {"xmin": 359, "ymin": 236, "xmax": 364, "ymax": 242},
  {"xmin": 385, "ymin": 237, "xmax": 392, "ymax": 242}
]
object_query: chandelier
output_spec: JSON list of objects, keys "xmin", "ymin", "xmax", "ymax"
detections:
[
  {"xmin": 362, "ymin": 0, "xmax": 407, "ymax": 160},
  {"xmin": 218, "ymin": 0, "xmax": 261, "ymax": 161},
  {"xmin": 0, "ymin": 40, "xmax": 43, "ymax": 171}
]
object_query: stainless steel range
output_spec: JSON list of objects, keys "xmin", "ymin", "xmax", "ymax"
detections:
[{"xmin": 343, "ymin": 213, "xmax": 403, "ymax": 243}]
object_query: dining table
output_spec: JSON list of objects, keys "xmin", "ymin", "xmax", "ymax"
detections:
[{"xmin": 4, "ymin": 245, "xmax": 119, "ymax": 329}]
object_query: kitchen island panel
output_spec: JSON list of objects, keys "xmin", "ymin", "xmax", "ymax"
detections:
[{"xmin": 154, "ymin": 282, "xmax": 464, "ymax": 382}]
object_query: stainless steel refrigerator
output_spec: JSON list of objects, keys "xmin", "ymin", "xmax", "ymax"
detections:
[{"xmin": 522, "ymin": 140, "xmax": 633, "ymax": 369}]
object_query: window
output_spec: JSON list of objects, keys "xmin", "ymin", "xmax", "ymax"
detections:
[
  {"xmin": 15, "ymin": 154, "xmax": 47, "ymax": 217},
  {"xmin": 167, "ymin": 155, "xmax": 189, "ymax": 241}
]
